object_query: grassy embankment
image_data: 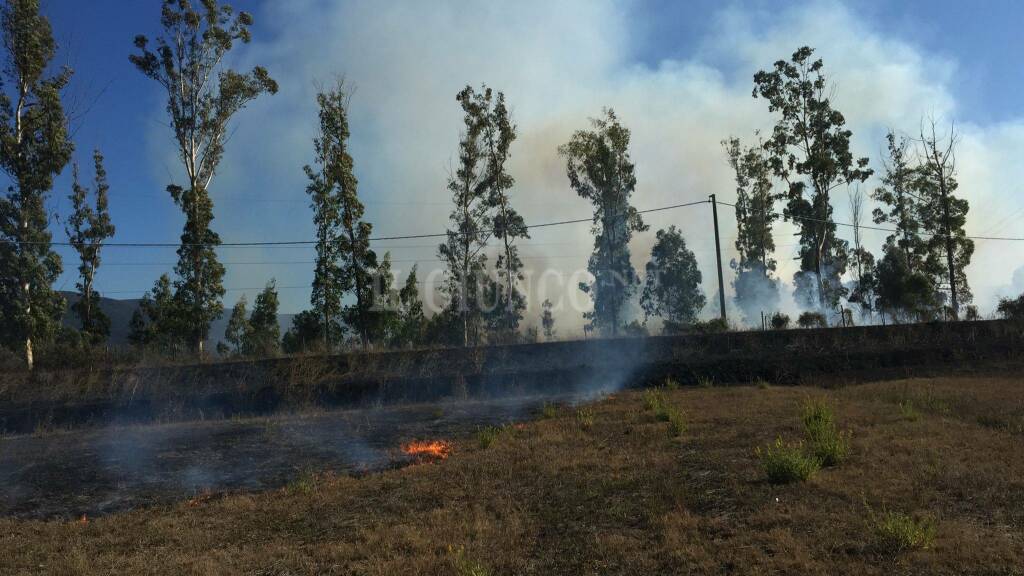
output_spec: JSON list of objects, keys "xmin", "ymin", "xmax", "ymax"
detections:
[{"xmin": 2, "ymin": 376, "xmax": 1023, "ymax": 575}]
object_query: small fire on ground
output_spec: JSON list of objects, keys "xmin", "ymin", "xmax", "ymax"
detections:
[{"xmin": 401, "ymin": 440, "xmax": 452, "ymax": 461}]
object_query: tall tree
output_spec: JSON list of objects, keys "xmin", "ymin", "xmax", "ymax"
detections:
[
  {"xmin": 439, "ymin": 86, "xmax": 491, "ymax": 346},
  {"xmin": 218, "ymin": 294, "xmax": 248, "ymax": 356},
  {"xmin": 392, "ymin": 264, "xmax": 425, "ymax": 348},
  {"xmin": 559, "ymin": 109, "xmax": 648, "ymax": 336},
  {"xmin": 245, "ymin": 280, "xmax": 280, "ymax": 356},
  {"xmin": 364, "ymin": 252, "xmax": 399, "ymax": 346},
  {"xmin": 479, "ymin": 87, "xmax": 528, "ymax": 336},
  {"xmin": 0, "ymin": 0, "xmax": 74, "ymax": 369},
  {"xmin": 129, "ymin": 274, "xmax": 184, "ymax": 354},
  {"xmin": 540, "ymin": 299, "xmax": 555, "ymax": 340},
  {"xmin": 723, "ymin": 136, "xmax": 781, "ymax": 324},
  {"xmin": 130, "ymin": 0, "xmax": 277, "ymax": 355},
  {"xmin": 641, "ymin": 226, "xmax": 705, "ymax": 329},
  {"xmin": 282, "ymin": 310, "xmax": 323, "ymax": 355},
  {"xmin": 916, "ymin": 118, "xmax": 973, "ymax": 318},
  {"xmin": 753, "ymin": 46, "xmax": 871, "ymax": 313},
  {"xmin": 846, "ymin": 186, "xmax": 877, "ymax": 318},
  {"xmin": 304, "ymin": 80, "xmax": 376, "ymax": 349},
  {"xmin": 872, "ymin": 131, "xmax": 925, "ymax": 267},
  {"xmin": 66, "ymin": 150, "xmax": 116, "ymax": 344}
]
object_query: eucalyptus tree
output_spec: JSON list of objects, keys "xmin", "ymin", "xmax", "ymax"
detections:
[
  {"xmin": 753, "ymin": 46, "xmax": 872, "ymax": 312},
  {"xmin": 480, "ymin": 87, "xmax": 528, "ymax": 335},
  {"xmin": 245, "ymin": 280, "xmax": 280, "ymax": 356},
  {"xmin": 915, "ymin": 119, "xmax": 973, "ymax": 318},
  {"xmin": 218, "ymin": 294, "xmax": 248, "ymax": 356},
  {"xmin": 723, "ymin": 136, "xmax": 780, "ymax": 324},
  {"xmin": 305, "ymin": 80, "xmax": 376, "ymax": 349},
  {"xmin": 130, "ymin": 0, "xmax": 277, "ymax": 355},
  {"xmin": 66, "ymin": 150, "xmax": 116, "ymax": 343},
  {"xmin": 872, "ymin": 131, "xmax": 925, "ymax": 266},
  {"xmin": 392, "ymin": 264, "xmax": 425, "ymax": 348},
  {"xmin": 0, "ymin": 0, "xmax": 74, "ymax": 368},
  {"xmin": 439, "ymin": 86, "xmax": 491, "ymax": 346},
  {"xmin": 640, "ymin": 226, "xmax": 705, "ymax": 329},
  {"xmin": 559, "ymin": 109, "xmax": 648, "ymax": 336}
]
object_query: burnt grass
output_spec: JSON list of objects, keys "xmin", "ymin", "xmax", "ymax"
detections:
[{"xmin": 2, "ymin": 375, "xmax": 1024, "ymax": 574}]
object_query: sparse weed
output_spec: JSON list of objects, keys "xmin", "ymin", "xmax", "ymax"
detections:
[
  {"xmin": 576, "ymin": 407, "xmax": 595, "ymax": 429},
  {"xmin": 449, "ymin": 545, "xmax": 491, "ymax": 576},
  {"xmin": 643, "ymin": 389, "xmax": 665, "ymax": 412},
  {"xmin": 286, "ymin": 469, "xmax": 320, "ymax": 495},
  {"xmin": 755, "ymin": 378, "xmax": 771, "ymax": 390},
  {"xmin": 663, "ymin": 377, "xmax": 680, "ymax": 391},
  {"xmin": 869, "ymin": 507, "xmax": 936, "ymax": 554},
  {"xmin": 802, "ymin": 398, "xmax": 849, "ymax": 467},
  {"xmin": 757, "ymin": 438, "xmax": 820, "ymax": 483},
  {"xmin": 665, "ymin": 408, "xmax": 687, "ymax": 437},
  {"xmin": 540, "ymin": 402, "xmax": 558, "ymax": 419},
  {"xmin": 899, "ymin": 401, "xmax": 921, "ymax": 422},
  {"xmin": 476, "ymin": 425, "xmax": 503, "ymax": 449},
  {"xmin": 697, "ymin": 376, "xmax": 715, "ymax": 389}
]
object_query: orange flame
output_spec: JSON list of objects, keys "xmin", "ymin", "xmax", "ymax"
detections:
[
  {"xmin": 79, "ymin": 514, "xmax": 88, "ymax": 525},
  {"xmin": 401, "ymin": 440, "xmax": 452, "ymax": 460}
]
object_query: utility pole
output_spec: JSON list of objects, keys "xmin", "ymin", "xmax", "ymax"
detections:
[{"xmin": 710, "ymin": 194, "xmax": 726, "ymax": 323}]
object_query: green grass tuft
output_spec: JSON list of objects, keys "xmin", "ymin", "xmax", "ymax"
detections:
[
  {"xmin": 540, "ymin": 402, "xmax": 558, "ymax": 419},
  {"xmin": 756, "ymin": 438, "xmax": 820, "ymax": 483},
  {"xmin": 802, "ymin": 398, "xmax": 850, "ymax": 467},
  {"xmin": 870, "ymin": 508, "xmax": 936, "ymax": 554},
  {"xmin": 576, "ymin": 407, "xmax": 595, "ymax": 429},
  {"xmin": 476, "ymin": 425, "xmax": 503, "ymax": 449}
]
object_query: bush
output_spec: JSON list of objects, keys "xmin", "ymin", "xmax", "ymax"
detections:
[
  {"xmin": 540, "ymin": 402, "xmax": 558, "ymax": 419},
  {"xmin": 643, "ymin": 389, "xmax": 666, "ymax": 412},
  {"xmin": 693, "ymin": 318, "xmax": 729, "ymax": 334},
  {"xmin": 870, "ymin": 509, "xmax": 936, "ymax": 554},
  {"xmin": 797, "ymin": 311, "xmax": 827, "ymax": 328},
  {"xmin": 801, "ymin": 399, "xmax": 849, "ymax": 467},
  {"xmin": 997, "ymin": 294, "xmax": 1024, "ymax": 320},
  {"xmin": 770, "ymin": 312, "xmax": 791, "ymax": 330},
  {"xmin": 665, "ymin": 408, "xmax": 687, "ymax": 437},
  {"xmin": 756, "ymin": 438, "xmax": 820, "ymax": 483}
]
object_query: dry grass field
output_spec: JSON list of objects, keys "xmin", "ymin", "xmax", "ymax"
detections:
[{"xmin": 2, "ymin": 375, "xmax": 1023, "ymax": 575}]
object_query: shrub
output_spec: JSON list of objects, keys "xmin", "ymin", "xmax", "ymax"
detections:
[
  {"xmin": 476, "ymin": 425, "xmax": 503, "ymax": 449},
  {"xmin": 756, "ymin": 438, "xmax": 820, "ymax": 483},
  {"xmin": 770, "ymin": 312, "xmax": 791, "ymax": 330},
  {"xmin": 797, "ymin": 311, "xmax": 827, "ymax": 328},
  {"xmin": 693, "ymin": 318, "xmax": 729, "ymax": 334},
  {"xmin": 643, "ymin": 389, "xmax": 666, "ymax": 412},
  {"xmin": 540, "ymin": 402, "xmax": 558, "ymax": 419},
  {"xmin": 801, "ymin": 399, "xmax": 849, "ymax": 466},
  {"xmin": 870, "ymin": 509, "xmax": 936, "ymax": 554},
  {"xmin": 997, "ymin": 294, "xmax": 1024, "ymax": 320}
]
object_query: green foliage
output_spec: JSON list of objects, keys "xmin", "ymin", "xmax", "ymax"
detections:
[
  {"xmin": 643, "ymin": 389, "xmax": 666, "ymax": 412},
  {"xmin": 998, "ymin": 293, "xmax": 1024, "ymax": 321},
  {"xmin": 663, "ymin": 377, "xmax": 680, "ymax": 391},
  {"xmin": 641, "ymin": 226, "xmax": 705, "ymax": 327},
  {"xmin": 131, "ymin": 0, "xmax": 277, "ymax": 354},
  {"xmin": 770, "ymin": 312, "xmax": 790, "ymax": 330},
  {"xmin": 797, "ymin": 311, "xmax": 827, "ymax": 329},
  {"xmin": 665, "ymin": 408, "xmax": 687, "ymax": 438},
  {"xmin": 129, "ymin": 274, "xmax": 186, "ymax": 354},
  {"xmin": 540, "ymin": 299, "xmax": 556, "ymax": 340},
  {"xmin": 559, "ymin": 108, "xmax": 648, "ymax": 337},
  {"xmin": 801, "ymin": 399, "xmax": 849, "ymax": 467},
  {"xmin": 723, "ymin": 137, "xmax": 781, "ymax": 324},
  {"xmin": 0, "ymin": 0, "xmax": 74, "ymax": 367},
  {"xmin": 66, "ymin": 150, "xmax": 115, "ymax": 344},
  {"xmin": 693, "ymin": 318, "xmax": 728, "ymax": 334},
  {"xmin": 540, "ymin": 402, "xmax": 558, "ymax": 419},
  {"xmin": 756, "ymin": 438, "xmax": 820, "ymax": 484},
  {"xmin": 282, "ymin": 310, "xmax": 325, "ymax": 354},
  {"xmin": 438, "ymin": 86, "xmax": 495, "ymax": 346},
  {"xmin": 869, "ymin": 507, "xmax": 936, "ymax": 554},
  {"xmin": 875, "ymin": 247, "xmax": 938, "ymax": 322},
  {"xmin": 246, "ymin": 281, "xmax": 281, "ymax": 357},
  {"xmin": 220, "ymin": 295, "xmax": 249, "ymax": 356},
  {"xmin": 390, "ymin": 264, "xmax": 426, "ymax": 348},
  {"xmin": 753, "ymin": 46, "xmax": 871, "ymax": 311}
]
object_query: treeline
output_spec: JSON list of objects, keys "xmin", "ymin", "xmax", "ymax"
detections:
[
  {"xmin": 725, "ymin": 46, "xmax": 979, "ymax": 327},
  {"xmin": 0, "ymin": 2, "xmax": 1020, "ymax": 370}
]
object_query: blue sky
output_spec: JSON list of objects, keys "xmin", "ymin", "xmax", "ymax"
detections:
[{"xmin": 29, "ymin": 0, "xmax": 1024, "ymax": 326}]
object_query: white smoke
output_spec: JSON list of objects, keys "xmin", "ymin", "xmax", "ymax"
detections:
[{"xmin": 153, "ymin": 0, "xmax": 1024, "ymax": 333}]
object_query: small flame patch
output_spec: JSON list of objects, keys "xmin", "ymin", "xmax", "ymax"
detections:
[{"xmin": 401, "ymin": 440, "xmax": 452, "ymax": 461}]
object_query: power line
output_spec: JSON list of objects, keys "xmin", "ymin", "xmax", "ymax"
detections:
[
  {"xmin": 3, "ymin": 199, "xmax": 711, "ymax": 248},
  {"xmin": 713, "ymin": 200, "xmax": 1024, "ymax": 242}
]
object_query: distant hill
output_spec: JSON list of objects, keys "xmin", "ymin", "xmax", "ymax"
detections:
[{"xmin": 59, "ymin": 292, "xmax": 295, "ymax": 349}]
